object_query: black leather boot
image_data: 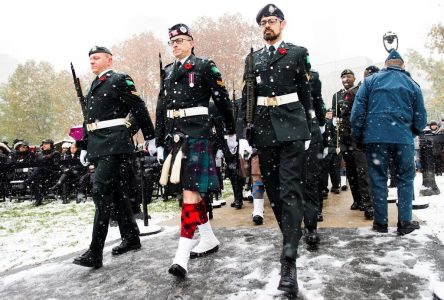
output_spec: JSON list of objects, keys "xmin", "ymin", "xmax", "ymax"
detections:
[
  {"xmin": 278, "ymin": 258, "xmax": 298, "ymax": 296},
  {"xmin": 304, "ymin": 228, "xmax": 320, "ymax": 248},
  {"xmin": 397, "ymin": 220, "xmax": 420, "ymax": 235},
  {"xmin": 73, "ymin": 249, "xmax": 103, "ymax": 268},
  {"xmin": 112, "ymin": 240, "xmax": 141, "ymax": 255}
]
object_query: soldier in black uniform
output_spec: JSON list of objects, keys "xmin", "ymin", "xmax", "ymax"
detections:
[
  {"xmin": 333, "ymin": 69, "xmax": 374, "ymax": 219},
  {"xmin": 237, "ymin": 4, "xmax": 313, "ymax": 296},
  {"xmin": 303, "ymin": 69, "xmax": 326, "ymax": 247},
  {"xmin": 321, "ymin": 109, "xmax": 341, "ymax": 199},
  {"xmin": 155, "ymin": 24, "xmax": 236, "ymax": 277},
  {"xmin": 73, "ymin": 46, "xmax": 156, "ymax": 268}
]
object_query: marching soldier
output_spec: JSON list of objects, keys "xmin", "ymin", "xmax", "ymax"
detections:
[
  {"xmin": 155, "ymin": 24, "xmax": 237, "ymax": 277},
  {"xmin": 303, "ymin": 69, "xmax": 326, "ymax": 247},
  {"xmin": 237, "ymin": 4, "xmax": 313, "ymax": 296},
  {"xmin": 73, "ymin": 46, "xmax": 156, "ymax": 268}
]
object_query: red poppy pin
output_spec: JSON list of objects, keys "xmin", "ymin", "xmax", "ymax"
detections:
[
  {"xmin": 278, "ymin": 48, "xmax": 287, "ymax": 55},
  {"xmin": 184, "ymin": 63, "xmax": 192, "ymax": 70},
  {"xmin": 99, "ymin": 76, "xmax": 106, "ymax": 81}
]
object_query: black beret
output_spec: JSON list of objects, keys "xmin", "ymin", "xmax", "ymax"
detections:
[
  {"xmin": 430, "ymin": 120, "xmax": 438, "ymax": 126},
  {"xmin": 340, "ymin": 69, "xmax": 354, "ymax": 78},
  {"xmin": 256, "ymin": 4, "xmax": 284, "ymax": 25},
  {"xmin": 326, "ymin": 108, "xmax": 333, "ymax": 113},
  {"xmin": 88, "ymin": 46, "xmax": 112, "ymax": 56},
  {"xmin": 169, "ymin": 23, "xmax": 193, "ymax": 40}
]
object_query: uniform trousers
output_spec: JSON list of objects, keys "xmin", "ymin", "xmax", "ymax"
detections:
[
  {"xmin": 257, "ymin": 141, "xmax": 305, "ymax": 260},
  {"xmin": 89, "ymin": 155, "xmax": 139, "ymax": 253}
]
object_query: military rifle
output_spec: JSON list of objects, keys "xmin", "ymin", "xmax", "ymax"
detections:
[
  {"xmin": 243, "ymin": 48, "xmax": 256, "ymax": 191},
  {"xmin": 158, "ymin": 53, "xmax": 165, "ymax": 99},
  {"xmin": 70, "ymin": 63, "xmax": 87, "ymax": 118}
]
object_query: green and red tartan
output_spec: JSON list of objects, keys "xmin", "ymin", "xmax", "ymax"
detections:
[{"xmin": 181, "ymin": 138, "xmax": 220, "ymax": 193}]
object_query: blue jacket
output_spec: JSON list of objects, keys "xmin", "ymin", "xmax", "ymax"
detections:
[{"xmin": 350, "ymin": 66, "xmax": 427, "ymax": 145}]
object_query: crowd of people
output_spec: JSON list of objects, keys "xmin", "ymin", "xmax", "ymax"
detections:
[{"xmin": 2, "ymin": 3, "xmax": 444, "ymax": 298}]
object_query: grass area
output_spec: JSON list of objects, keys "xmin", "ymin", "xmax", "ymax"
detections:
[{"xmin": 0, "ymin": 179, "xmax": 234, "ymax": 236}]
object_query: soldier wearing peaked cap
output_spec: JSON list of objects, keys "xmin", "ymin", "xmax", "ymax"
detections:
[
  {"xmin": 155, "ymin": 23, "xmax": 237, "ymax": 278},
  {"xmin": 237, "ymin": 4, "xmax": 313, "ymax": 296},
  {"xmin": 72, "ymin": 46, "xmax": 156, "ymax": 269}
]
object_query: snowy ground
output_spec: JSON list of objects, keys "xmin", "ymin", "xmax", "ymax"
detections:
[
  {"xmin": 412, "ymin": 174, "xmax": 444, "ymax": 243},
  {"xmin": 0, "ymin": 198, "xmax": 179, "ymax": 273},
  {"xmin": 0, "ymin": 174, "xmax": 443, "ymax": 299}
]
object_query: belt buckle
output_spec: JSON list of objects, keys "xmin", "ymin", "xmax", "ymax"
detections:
[
  {"xmin": 173, "ymin": 110, "xmax": 181, "ymax": 118},
  {"xmin": 267, "ymin": 96, "xmax": 278, "ymax": 107},
  {"xmin": 89, "ymin": 122, "xmax": 98, "ymax": 131}
]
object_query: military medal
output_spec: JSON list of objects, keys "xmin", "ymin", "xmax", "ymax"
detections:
[{"xmin": 189, "ymin": 72, "xmax": 195, "ymax": 87}]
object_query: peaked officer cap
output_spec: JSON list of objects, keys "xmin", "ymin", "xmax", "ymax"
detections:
[{"xmin": 256, "ymin": 4, "xmax": 285, "ymax": 24}]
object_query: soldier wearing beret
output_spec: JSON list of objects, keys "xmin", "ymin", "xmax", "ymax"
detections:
[
  {"xmin": 237, "ymin": 4, "xmax": 313, "ymax": 296},
  {"xmin": 155, "ymin": 24, "xmax": 237, "ymax": 277},
  {"xmin": 73, "ymin": 46, "xmax": 156, "ymax": 268},
  {"xmin": 333, "ymin": 68, "xmax": 374, "ymax": 219}
]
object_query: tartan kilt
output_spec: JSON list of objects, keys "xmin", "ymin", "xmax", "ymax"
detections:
[{"xmin": 180, "ymin": 138, "xmax": 220, "ymax": 193}]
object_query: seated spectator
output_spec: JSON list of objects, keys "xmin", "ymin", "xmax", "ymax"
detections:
[{"xmin": 25, "ymin": 139, "xmax": 61, "ymax": 206}]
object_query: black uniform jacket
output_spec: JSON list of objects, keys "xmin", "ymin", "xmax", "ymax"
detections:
[
  {"xmin": 155, "ymin": 55, "xmax": 235, "ymax": 147},
  {"xmin": 84, "ymin": 70, "xmax": 155, "ymax": 159},
  {"xmin": 237, "ymin": 42, "xmax": 312, "ymax": 147}
]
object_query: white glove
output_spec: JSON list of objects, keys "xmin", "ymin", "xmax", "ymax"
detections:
[
  {"xmin": 323, "ymin": 147, "xmax": 329, "ymax": 158},
  {"xmin": 332, "ymin": 117, "xmax": 338, "ymax": 127},
  {"xmin": 156, "ymin": 146, "xmax": 164, "ymax": 164},
  {"xmin": 80, "ymin": 150, "xmax": 89, "ymax": 166},
  {"xmin": 147, "ymin": 138, "xmax": 157, "ymax": 156},
  {"xmin": 238, "ymin": 139, "xmax": 253, "ymax": 160},
  {"xmin": 319, "ymin": 125, "xmax": 325, "ymax": 134},
  {"xmin": 216, "ymin": 149, "xmax": 224, "ymax": 159},
  {"xmin": 304, "ymin": 140, "xmax": 311, "ymax": 151},
  {"xmin": 226, "ymin": 134, "xmax": 238, "ymax": 155}
]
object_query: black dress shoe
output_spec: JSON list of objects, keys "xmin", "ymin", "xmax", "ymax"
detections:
[
  {"xmin": 372, "ymin": 222, "xmax": 388, "ymax": 233},
  {"xmin": 350, "ymin": 202, "xmax": 360, "ymax": 210},
  {"xmin": 253, "ymin": 215, "xmax": 263, "ymax": 225},
  {"xmin": 317, "ymin": 213, "xmax": 324, "ymax": 222},
  {"xmin": 168, "ymin": 264, "xmax": 186, "ymax": 278},
  {"xmin": 190, "ymin": 245, "xmax": 219, "ymax": 259},
  {"xmin": 397, "ymin": 220, "xmax": 420, "ymax": 235},
  {"xmin": 364, "ymin": 207, "xmax": 374, "ymax": 220},
  {"xmin": 73, "ymin": 250, "xmax": 103, "ymax": 268},
  {"xmin": 278, "ymin": 258, "xmax": 298, "ymax": 296},
  {"xmin": 330, "ymin": 187, "xmax": 340, "ymax": 194},
  {"xmin": 341, "ymin": 185, "xmax": 348, "ymax": 191},
  {"xmin": 112, "ymin": 240, "xmax": 141, "ymax": 256},
  {"xmin": 234, "ymin": 199, "xmax": 243, "ymax": 209}
]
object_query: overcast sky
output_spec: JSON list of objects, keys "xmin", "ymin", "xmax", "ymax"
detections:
[{"xmin": 1, "ymin": 0, "xmax": 443, "ymax": 75}]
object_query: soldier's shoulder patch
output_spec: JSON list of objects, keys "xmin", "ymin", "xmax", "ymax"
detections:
[
  {"xmin": 216, "ymin": 79, "xmax": 225, "ymax": 87},
  {"xmin": 125, "ymin": 79, "xmax": 134, "ymax": 86}
]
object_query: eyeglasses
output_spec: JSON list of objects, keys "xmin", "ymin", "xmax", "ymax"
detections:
[
  {"xmin": 168, "ymin": 38, "xmax": 192, "ymax": 46},
  {"xmin": 259, "ymin": 18, "xmax": 281, "ymax": 27}
]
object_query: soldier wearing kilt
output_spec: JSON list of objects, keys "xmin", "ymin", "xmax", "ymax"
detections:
[{"xmin": 155, "ymin": 24, "xmax": 236, "ymax": 277}]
